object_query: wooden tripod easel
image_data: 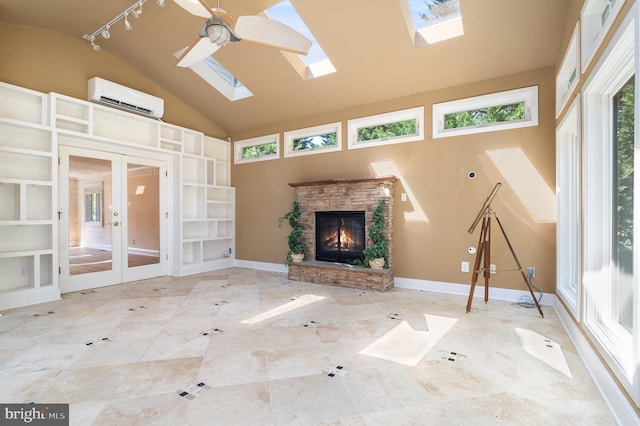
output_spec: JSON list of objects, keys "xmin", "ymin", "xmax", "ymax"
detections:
[{"xmin": 465, "ymin": 184, "xmax": 544, "ymax": 318}]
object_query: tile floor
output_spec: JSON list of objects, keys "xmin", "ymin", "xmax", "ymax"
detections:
[{"xmin": 0, "ymin": 268, "xmax": 615, "ymax": 425}]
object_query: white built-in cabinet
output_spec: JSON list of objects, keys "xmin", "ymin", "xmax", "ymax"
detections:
[{"xmin": 0, "ymin": 81, "xmax": 234, "ymax": 310}]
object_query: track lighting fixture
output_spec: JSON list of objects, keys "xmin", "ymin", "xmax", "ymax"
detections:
[{"xmin": 82, "ymin": 0, "xmax": 163, "ymax": 51}]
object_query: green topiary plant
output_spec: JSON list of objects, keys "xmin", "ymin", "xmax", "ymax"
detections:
[
  {"xmin": 278, "ymin": 200, "xmax": 307, "ymax": 262},
  {"xmin": 363, "ymin": 199, "xmax": 388, "ymax": 268}
]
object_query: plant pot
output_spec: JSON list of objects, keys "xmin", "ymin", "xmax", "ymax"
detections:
[
  {"xmin": 291, "ymin": 253, "xmax": 305, "ymax": 262},
  {"xmin": 369, "ymin": 258, "xmax": 385, "ymax": 269}
]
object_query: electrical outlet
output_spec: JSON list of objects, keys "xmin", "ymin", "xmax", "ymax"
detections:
[
  {"xmin": 461, "ymin": 261, "xmax": 469, "ymax": 272},
  {"xmin": 527, "ymin": 266, "xmax": 535, "ymax": 278},
  {"xmin": 490, "ymin": 264, "xmax": 496, "ymax": 274},
  {"xmin": 17, "ymin": 265, "xmax": 27, "ymax": 278}
]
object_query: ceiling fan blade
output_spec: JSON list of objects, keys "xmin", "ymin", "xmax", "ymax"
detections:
[
  {"xmin": 234, "ymin": 15, "xmax": 312, "ymax": 55},
  {"xmin": 173, "ymin": 0, "xmax": 212, "ymax": 18},
  {"xmin": 177, "ymin": 37, "xmax": 221, "ymax": 67}
]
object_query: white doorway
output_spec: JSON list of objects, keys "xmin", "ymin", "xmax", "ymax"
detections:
[{"xmin": 58, "ymin": 146, "xmax": 169, "ymax": 292}]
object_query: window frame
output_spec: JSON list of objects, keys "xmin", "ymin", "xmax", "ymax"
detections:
[
  {"xmin": 432, "ymin": 86, "xmax": 539, "ymax": 139},
  {"xmin": 556, "ymin": 23, "xmax": 581, "ymax": 117},
  {"xmin": 233, "ymin": 134, "xmax": 280, "ymax": 164},
  {"xmin": 283, "ymin": 122, "xmax": 342, "ymax": 158},
  {"xmin": 555, "ymin": 95, "xmax": 581, "ymax": 318},
  {"xmin": 347, "ymin": 106, "xmax": 424, "ymax": 150},
  {"xmin": 581, "ymin": 5, "xmax": 638, "ymax": 405}
]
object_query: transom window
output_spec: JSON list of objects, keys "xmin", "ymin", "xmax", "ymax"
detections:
[
  {"xmin": 432, "ymin": 86, "xmax": 538, "ymax": 138},
  {"xmin": 347, "ymin": 106, "xmax": 424, "ymax": 150},
  {"xmin": 234, "ymin": 134, "xmax": 280, "ymax": 164},
  {"xmin": 283, "ymin": 122, "xmax": 341, "ymax": 158}
]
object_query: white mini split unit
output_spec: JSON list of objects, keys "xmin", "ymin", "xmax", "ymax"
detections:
[{"xmin": 87, "ymin": 77, "xmax": 164, "ymax": 119}]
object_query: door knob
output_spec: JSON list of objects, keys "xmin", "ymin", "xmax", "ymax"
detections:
[
  {"xmin": 114, "ymin": 212, "xmax": 119, "ymax": 216},
  {"xmin": 113, "ymin": 221, "xmax": 120, "ymax": 226}
]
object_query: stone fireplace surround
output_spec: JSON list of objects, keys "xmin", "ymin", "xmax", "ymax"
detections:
[{"xmin": 287, "ymin": 176, "xmax": 396, "ymax": 291}]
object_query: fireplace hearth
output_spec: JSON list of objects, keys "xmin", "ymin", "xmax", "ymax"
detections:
[{"xmin": 316, "ymin": 211, "xmax": 365, "ymax": 263}]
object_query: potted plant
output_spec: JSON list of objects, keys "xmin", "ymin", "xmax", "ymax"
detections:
[
  {"xmin": 363, "ymin": 199, "xmax": 388, "ymax": 269},
  {"xmin": 278, "ymin": 200, "xmax": 307, "ymax": 262}
]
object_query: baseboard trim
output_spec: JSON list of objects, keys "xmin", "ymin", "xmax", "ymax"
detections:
[
  {"xmin": 554, "ymin": 299, "xmax": 640, "ymax": 425},
  {"xmin": 393, "ymin": 276, "xmax": 555, "ymax": 306},
  {"xmin": 234, "ymin": 259, "xmax": 288, "ymax": 274}
]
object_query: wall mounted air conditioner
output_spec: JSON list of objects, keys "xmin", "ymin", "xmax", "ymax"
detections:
[{"xmin": 87, "ymin": 77, "xmax": 164, "ymax": 119}]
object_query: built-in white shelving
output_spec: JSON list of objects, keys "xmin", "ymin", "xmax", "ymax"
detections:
[
  {"xmin": 180, "ymin": 135, "xmax": 234, "ymax": 274},
  {"xmin": 0, "ymin": 82, "xmax": 57, "ymax": 308},
  {"xmin": 0, "ymin": 81, "xmax": 234, "ymax": 310}
]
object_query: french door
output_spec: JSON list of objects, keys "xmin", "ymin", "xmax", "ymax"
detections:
[{"xmin": 58, "ymin": 146, "xmax": 168, "ymax": 292}]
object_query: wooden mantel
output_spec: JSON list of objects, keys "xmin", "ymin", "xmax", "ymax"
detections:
[{"xmin": 289, "ymin": 176, "xmax": 398, "ymax": 188}]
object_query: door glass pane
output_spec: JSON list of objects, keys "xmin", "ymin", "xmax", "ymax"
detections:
[
  {"xmin": 127, "ymin": 163, "xmax": 160, "ymax": 268},
  {"xmin": 68, "ymin": 156, "xmax": 113, "ymax": 275},
  {"xmin": 612, "ymin": 76, "xmax": 634, "ymax": 332}
]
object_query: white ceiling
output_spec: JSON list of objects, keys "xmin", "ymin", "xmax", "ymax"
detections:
[{"xmin": 0, "ymin": 0, "xmax": 570, "ymax": 136}]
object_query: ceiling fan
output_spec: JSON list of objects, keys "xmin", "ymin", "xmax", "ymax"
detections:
[{"xmin": 173, "ymin": 0, "xmax": 312, "ymax": 67}]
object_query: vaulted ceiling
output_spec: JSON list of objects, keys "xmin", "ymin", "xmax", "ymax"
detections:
[{"xmin": 0, "ymin": 0, "xmax": 570, "ymax": 135}]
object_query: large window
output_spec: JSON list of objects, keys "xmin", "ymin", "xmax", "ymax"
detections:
[
  {"xmin": 612, "ymin": 76, "xmax": 634, "ymax": 333},
  {"xmin": 582, "ymin": 7, "xmax": 637, "ymax": 405},
  {"xmin": 432, "ymin": 86, "xmax": 538, "ymax": 138}
]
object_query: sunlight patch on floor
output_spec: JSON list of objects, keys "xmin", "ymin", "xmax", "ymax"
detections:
[
  {"xmin": 241, "ymin": 294, "xmax": 325, "ymax": 325},
  {"xmin": 515, "ymin": 327, "xmax": 572, "ymax": 378},
  {"xmin": 359, "ymin": 314, "xmax": 457, "ymax": 366}
]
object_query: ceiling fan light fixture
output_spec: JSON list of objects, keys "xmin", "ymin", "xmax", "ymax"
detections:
[{"xmin": 205, "ymin": 23, "xmax": 231, "ymax": 46}]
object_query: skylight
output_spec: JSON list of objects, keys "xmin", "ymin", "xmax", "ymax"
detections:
[
  {"xmin": 265, "ymin": 0, "xmax": 335, "ymax": 79},
  {"xmin": 402, "ymin": 0, "xmax": 464, "ymax": 46},
  {"xmin": 175, "ymin": 47, "xmax": 253, "ymax": 102}
]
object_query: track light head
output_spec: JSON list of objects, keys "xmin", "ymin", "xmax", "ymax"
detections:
[
  {"xmin": 130, "ymin": 9, "xmax": 139, "ymax": 18},
  {"xmin": 101, "ymin": 25, "xmax": 111, "ymax": 39},
  {"xmin": 124, "ymin": 13, "xmax": 133, "ymax": 30},
  {"xmin": 156, "ymin": 0, "xmax": 165, "ymax": 7},
  {"xmin": 91, "ymin": 41, "xmax": 101, "ymax": 51}
]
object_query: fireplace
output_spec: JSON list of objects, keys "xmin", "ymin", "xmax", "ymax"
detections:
[
  {"xmin": 287, "ymin": 176, "xmax": 397, "ymax": 291},
  {"xmin": 315, "ymin": 211, "xmax": 365, "ymax": 263}
]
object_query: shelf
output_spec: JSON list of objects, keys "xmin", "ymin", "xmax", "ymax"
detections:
[
  {"xmin": 0, "ymin": 120, "xmax": 52, "ymax": 153},
  {"xmin": 0, "ymin": 82, "xmax": 47, "ymax": 125},
  {"xmin": 160, "ymin": 139, "xmax": 182, "ymax": 152},
  {"xmin": 0, "ymin": 151, "xmax": 52, "ymax": 181},
  {"xmin": 0, "ymin": 225, "xmax": 52, "ymax": 253},
  {"xmin": 55, "ymin": 95, "xmax": 90, "ymax": 121},
  {"xmin": 55, "ymin": 115, "xmax": 90, "ymax": 133},
  {"xmin": 160, "ymin": 124, "xmax": 183, "ymax": 143},
  {"xmin": 93, "ymin": 107, "xmax": 157, "ymax": 148},
  {"xmin": 183, "ymin": 131, "xmax": 203, "ymax": 156}
]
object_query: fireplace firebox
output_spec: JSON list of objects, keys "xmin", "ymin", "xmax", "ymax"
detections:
[{"xmin": 315, "ymin": 211, "xmax": 365, "ymax": 263}]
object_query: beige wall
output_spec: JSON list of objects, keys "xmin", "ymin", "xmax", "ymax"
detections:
[
  {"xmin": 0, "ymin": 23, "xmax": 225, "ymax": 138},
  {"xmin": 231, "ymin": 67, "xmax": 557, "ymax": 293}
]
